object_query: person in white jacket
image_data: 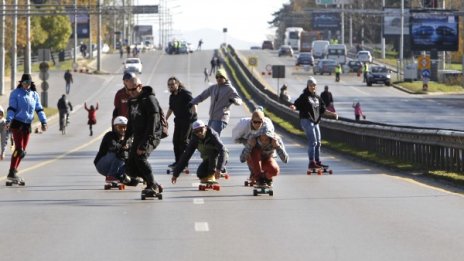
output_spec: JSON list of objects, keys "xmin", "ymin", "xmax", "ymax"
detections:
[{"xmin": 231, "ymin": 107, "xmax": 274, "ymax": 145}]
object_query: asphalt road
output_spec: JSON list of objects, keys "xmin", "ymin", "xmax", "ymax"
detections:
[
  {"xmin": 241, "ymin": 49, "xmax": 464, "ymax": 131},
  {"xmin": 1, "ymin": 50, "xmax": 463, "ymax": 261}
]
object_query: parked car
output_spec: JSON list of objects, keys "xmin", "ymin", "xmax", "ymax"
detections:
[
  {"xmin": 347, "ymin": 60, "xmax": 363, "ymax": 72},
  {"xmin": 262, "ymin": 40, "xmax": 274, "ymax": 50},
  {"xmin": 356, "ymin": 50, "xmax": 373, "ymax": 63},
  {"xmin": 123, "ymin": 58, "xmax": 142, "ymax": 74},
  {"xmin": 313, "ymin": 59, "xmax": 337, "ymax": 75},
  {"xmin": 366, "ymin": 65, "xmax": 391, "ymax": 86},
  {"xmin": 278, "ymin": 45, "xmax": 294, "ymax": 57},
  {"xmin": 295, "ymin": 52, "xmax": 314, "ymax": 66}
]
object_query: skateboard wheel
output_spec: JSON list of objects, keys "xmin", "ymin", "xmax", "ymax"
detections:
[
  {"xmin": 269, "ymin": 190, "xmax": 274, "ymax": 196},
  {"xmin": 317, "ymin": 170, "xmax": 323, "ymax": 175},
  {"xmin": 6, "ymin": 181, "xmax": 12, "ymax": 186},
  {"xmin": 244, "ymin": 181, "xmax": 249, "ymax": 187},
  {"xmin": 199, "ymin": 185, "xmax": 205, "ymax": 191},
  {"xmin": 184, "ymin": 169, "xmax": 189, "ymax": 174},
  {"xmin": 157, "ymin": 194, "xmax": 163, "ymax": 200},
  {"xmin": 213, "ymin": 184, "xmax": 220, "ymax": 191},
  {"xmin": 118, "ymin": 184, "xmax": 125, "ymax": 190},
  {"xmin": 104, "ymin": 184, "xmax": 111, "ymax": 190},
  {"xmin": 223, "ymin": 174, "xmax": 230, "ymax": 180},
  {"xmin": 141, "ymin": 194, "xmax": 146, "ymax": 200},
  {"xmin": 307, "ymin": 171, "xmax": 312, "ymax": 175},
  {"xmin": 253, "ymin": 189, "xmax": 258, "ymax": 196},
  {"xmin": 19, "ymin": 182, "xmax": 26, "ymax": 186},
  {"xmin": 328, "ymin": 170, "xmax": 333, "ymax": 175},
  {"xmin": 166, "ymin": 169, "xmax": 170, "ymax": 174}
]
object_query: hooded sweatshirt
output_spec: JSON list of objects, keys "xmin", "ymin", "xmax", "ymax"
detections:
[
  {"xmin": 190, "ymin": 81, "xmax": 242, "ymax": 123},
  {"xmin": 293, "ymin": 88, "xmax": 326, "ymax": 124}
]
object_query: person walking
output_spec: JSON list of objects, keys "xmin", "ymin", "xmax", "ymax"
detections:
[
  {"xmin": 124, "ymin": 76, "xmax": 164, "ymax": 195},
  {"xmin": 189, "ymin": 68, "xmax": 242, "ymax": 136},
  {"xmin": 209, "ymin": 56, "xmax": 217, "ymax": 76},
  {"xmin": 320, "ymin": 85, "xmax": 335, "ymax": 112},
  {"xmin": 240, "ymin": 129, "xmax": 288, "ymax": 186},
  {"xmin": 165, "ymin": 76, "xmax": 198, "ymax": 169},
  {"xmin": 171, "ymin": 120, "xmax": 228, "ymax": 184},
  {"xmin": 57, "ymin": 94, "xmax": 73, "ymax": 131},
  {"xmin": 64, "ymin": 69, "xmax": 73, "ymax": 95},
  {"xmin": 197, "ymin": 39, "xmax": 203, "ymax": 51},
  {"xmin": 362, "ymin": 62, "xmax": 369, "ymax": 83},
  {"xmin": 203, "ymin": 67, "xmax": 209, "ymax": 82},
  {"xmin": 290, "ymin": 76, "xmax": 338, "ymax": 171},
  {"xmin": 113, "ymin": 72, "xmax": 136, "ymax": 120},
  {"xmin": 4, "ymin": 74, "xmax": 48, "ymax": 183},
  {"xmin": 84, "ymin": 102, "xmax": 99, "ymax": 136},
  {"xmin": 352, "ymin": 100, "xmax": 366, "ymax": 121}
]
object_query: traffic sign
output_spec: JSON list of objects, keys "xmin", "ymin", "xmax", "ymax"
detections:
[
  {"xmin": 421, "ymin": 69, "xmax": 431, "ymax": 79},
  {"xmin": 248, "ymin": 56, "xmax": 258, "ymax": 67},
  {"xmin": 418, "ymin": 55, "xmax": 430, "ymax": 70}
]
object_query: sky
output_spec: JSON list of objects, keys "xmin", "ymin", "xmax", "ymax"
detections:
[{"xmin": 135, "ymin": 0, "xmax": 290, "ymax": 49}]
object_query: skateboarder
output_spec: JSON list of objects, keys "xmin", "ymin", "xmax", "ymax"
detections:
[
  {"xmin": 240, "ymin": 129, "xmax": 288, "ymax": 186},
  {"xmin": 171, "ymin": 120, "xmax": 228, "ymax": 184}
]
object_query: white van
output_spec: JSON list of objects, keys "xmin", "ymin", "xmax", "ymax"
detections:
[
  {"xmin": 311, "ymin": 40, "xmax": 330, "ymax": 59},
  {"xmin": 327, "ymin": 44, "xmax": 347, "ymax": 65}
]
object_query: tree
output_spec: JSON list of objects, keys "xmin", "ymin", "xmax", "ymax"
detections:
[{"xmin": 34, "ymin": 14, "xmax": 72, "ymax": 52}]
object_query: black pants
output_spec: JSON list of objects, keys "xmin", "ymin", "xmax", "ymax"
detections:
[
  {"xmin": 126, "ymin": 142, "xmax": 157, "ymax": 186},
  {"xmin": 173, "ymin": 120, "xmax": 192, "ymax": 163},
  {"xmin": 196, "ymin": 151, "xmax": 228, "ymax": 179}
]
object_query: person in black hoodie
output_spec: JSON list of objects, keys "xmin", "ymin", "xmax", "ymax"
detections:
[
  {"xmin": 124, "ymin": 77, "xmax": 164, "ymax": 195},
  {"xmin": 165, "ymin": 76, "xmax": 197, "ymax": 169},
  {"xmin": 290, "ymin": 76, "xmax": 338, "ymax": 170}
]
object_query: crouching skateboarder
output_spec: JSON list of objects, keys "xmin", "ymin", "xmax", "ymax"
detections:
[
  {"xmin": 124, "ymin": 77, "xmax": 164, "ymax": 200},
  {"xmin": 171, "ymin": 120, "xmax": 228, "ymax": 191},
  {"xmin": 94, "ymin": 116, "xmax": 140, "ymax": 190}
]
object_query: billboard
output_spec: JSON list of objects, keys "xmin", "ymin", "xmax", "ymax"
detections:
[
  {"xmin": 383, "ymin": 8, "xmax": 410, "ymax": 36},
  {"xmin": 311, "ymin": 12, "xmax": 341, "ymax": 31},
  {"xmin": 410, "ymin": 10, "xmax": 459, "ymax": 51},
  {"xmin": 68, "ymin": 9, "xmax": 90, "ymax": 39}
]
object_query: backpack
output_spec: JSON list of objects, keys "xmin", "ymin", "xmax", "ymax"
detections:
[{"xmin": 159, "ymin": 107, "xmax": 169, "ymax": 139}]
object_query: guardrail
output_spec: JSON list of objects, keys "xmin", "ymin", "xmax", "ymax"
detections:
[{"xmin": 221, "ymin": 45, "xmax": 464, "ymax": 174}]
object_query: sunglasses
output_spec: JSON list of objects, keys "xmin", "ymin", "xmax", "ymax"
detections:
[
  {"xmin": 216, "ymin": 76, "xmax": 225, "ymax": 79},
  {"xmin": 22, "ymin": 80, "xmax": 31, "ymax": 84},
  {"xmin": 252, "ymin": 120, "xmax": 263, "ymax": 124},
  {"xmin": 193, "ymin": 128, "xmax": 203, "ymax": 134}
]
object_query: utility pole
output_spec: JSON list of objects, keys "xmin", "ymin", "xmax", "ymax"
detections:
[
  {"xmin": 341, "ymin": 3, "xmax": 344, "ymax": 45},
  {"xmin": 400, "ymin": 0, "xmax": 404, "ymax": 80},
  {"xmin": 73, "ymin": 0, "xmax": 77, "ymax": 66},
  {"xmin": 25, "ymin": 0, "xmax": 31, "ymax": 74},
  {"xmin": 97, "ymin": 0, "xmax": 101, "ymax": 71},
  {"xmin": 381, "ymin": 0, "xmax": 385, "ymax": 59},
  {"xmin": 0, "ymin": 0, "xmax": 5, "ymax": 96},
  {"xmin": 11, "ymin": 0, "xmax": 17, "ymax": 90}
]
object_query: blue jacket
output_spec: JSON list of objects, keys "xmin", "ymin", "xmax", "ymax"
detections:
[{"xmin": 6, "ymin": 87, "xmax": 47, "ymax": 125}]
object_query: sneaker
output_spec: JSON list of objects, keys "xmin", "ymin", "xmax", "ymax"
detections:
[
  {"xmin": 156, "ymin": 183, "xmax": 164, "ymax": 193},
  {"xmin": 308, "ymin": 161, "xmax": 321, "ymax": 169},
  {"xmin": 105, "ymin": 176, "xmax": 119, "ymax": 183},
  {"xmin": 316, "ymin": 161, "xmax": 328, "ymax": 168},
  {"xmin": 168, "ymin": 162, "xmax": 176, "ymax": 168},
  {"xmin": 265, "ymin": 178, "xmax": 273, "ymax": 187},
  {"xmin": 7, "ymin": 169, "xmax": 22, "ymax": 182}
]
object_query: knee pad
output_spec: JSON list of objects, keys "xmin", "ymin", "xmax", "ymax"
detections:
[{"xmin": 13, "ymin": 149, "xmax": 26, "ymax": 159}]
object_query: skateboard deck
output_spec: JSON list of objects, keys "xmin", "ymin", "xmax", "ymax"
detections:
[
  {"xmin": 199, "ymin": 181, "xmax": 220, "ymax": 191},
  {"xmin": 141, "ymin": 189, "xmax": 163, "ymax": 200},
  {"xmin": 5, "ymin": 179, "xmax": 25, "ymax": 186},
  {"xmin": 307, "ymin": 166, "xmax": 333, "ymax": 175},
  {"xmin": 104, "ymin": 181, "xmax": 125, "ymax": 190},
  {"xmin": 253, "ymin": 184, "xmax": 273, "ymax": 196}
]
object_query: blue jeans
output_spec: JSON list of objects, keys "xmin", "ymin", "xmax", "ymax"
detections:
[
  {"xmin": 300, "ymin": 119, "xmax": 321, "ymax": 162},
  {"xmin": 208, "ymin": 120, "xmax": 227, "ymax": 136},
  {"xmin": 95, "ymin": 152, "xmax": 125, "ymax": 179}
]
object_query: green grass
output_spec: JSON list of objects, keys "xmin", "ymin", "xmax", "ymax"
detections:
[
  {"xmin": 397, "ymin": 81, "xmax": 464, "ymax": 94},
  {"xmin": 32, "ymin": 107, "xmax": 58, "ymax": 124}
]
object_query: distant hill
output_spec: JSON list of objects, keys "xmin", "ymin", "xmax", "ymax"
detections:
[{"xmin": 179, "ymin": 28, "xmax": 258, "ymax": 51}]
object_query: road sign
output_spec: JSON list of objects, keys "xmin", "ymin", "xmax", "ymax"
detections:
[
  {"xmin": 248, "ymin": 56, "xmax": 258, "ymax": 67},
  {"xmin": 418, "ymin": 55, "xmax": 430, "ymax": 70},
  {"xmin": 132, "ymin": 5, "xmax": 158, "ymax": 14},
  {"xmin": 421, "ymin": 69, "xmax": 431, "ymax": 79}
]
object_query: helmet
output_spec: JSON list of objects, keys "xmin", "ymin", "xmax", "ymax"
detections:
[{"xmin": 113, "ymin": 116, "xmax": 128, "ymax": 126}]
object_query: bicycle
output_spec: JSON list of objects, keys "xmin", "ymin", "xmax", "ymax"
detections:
[{"xmin": 59, "ymin": 111, "xmax": 69, "ymax": 135}]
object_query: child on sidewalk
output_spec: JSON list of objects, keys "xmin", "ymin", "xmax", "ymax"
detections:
[{"xmin": 84, "ymin": 102, "xmax": 99, "ymax": 136}]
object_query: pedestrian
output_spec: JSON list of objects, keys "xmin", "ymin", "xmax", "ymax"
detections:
[
  {"xmin": 4, "ymin": 73, "xmax": 48, "ymax": 183},
  {"xmin": 197, "ymin": 39, "xmax": 203, "ymax": 51},
  {"xmin": 57, "ymin": 94, "xmax": 73, "ymax": 131},
  {"xmin": 279, "ymin": 84, "xmax": 291, "ymax": 103},
  {"xmin": 165, "ymin": 76, "xmax": 198, "ymax": 169},
  {"xmin": 94, "ymin": 116, "xmax": 139, "ymax": 186},
  {"xmin": 290, "ymin": 76, "xmax": 338, "ymax": 171},
  {"xmin": 171, "ymin": 120, "xmax": 228, "ymax": 184},
  {"xmin": 189, "ymin": 68, "xmax": 242, "ymax": 136},
  {"xmin": 126, "ymin": 45, "xmax": 131, "ymax": 57},
  {"xmin": 84, "ymin": 102, "xmax": 99, "ymax": 136},
  {"xmin": 320, "ymin": 85, "xmax": 335, "ymax": 112},
  {"xmin": 240, "ymin": 129, "xmax": 288, "ymax": 186},
  {"xmin": 0, "ymin": 105, "xmax": 9, "ymax": 160},
  {"xmin": 64, "ymin": 69, "xmax": 73, "ymax": 95},
  {"xmin": 124, "ymin": 76, "xmax": 164, "ymax": 195},
  {"xmin": 203, "ymin": 67, "xmax": 209, "ymax": 82},
  {"xmin": 119, "ymin": 47, "xmax": 124, "ymax": 59},
  {"xmin": 363, "ymin": 62, "xmax": 369, "ymax": 83},
  {"xmin": 352, "ymin": 100, "xmax": 366, "ymax": 121},
  {"xmin": 113, "ymin": 72, "xmax": 136, "ymax": 121},
  {"xmin": 209, "ymin": 56, "xmax": 217, "ymax": 76}
]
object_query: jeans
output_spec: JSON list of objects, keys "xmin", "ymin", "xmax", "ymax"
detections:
[
  {"xmin": 300, "ymin": 119, "xmax": 321, "ymax": 162},
  {"xmin": 208, "ymin": 120, "xmax": 227, "ymax": 136},
  {"xmin": 95, "ymin": 152, "xmax": 125, "ymax": 179}
]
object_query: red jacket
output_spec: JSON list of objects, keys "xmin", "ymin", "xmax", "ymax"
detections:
[{"xmin": 85, "ymin": 103, "xmax": 99, "ymax": 125}]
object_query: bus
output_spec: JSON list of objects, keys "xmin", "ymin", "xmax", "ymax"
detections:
[{"xmin": 284, "ymin": 27, "xmax": 304, "ymax": 51}]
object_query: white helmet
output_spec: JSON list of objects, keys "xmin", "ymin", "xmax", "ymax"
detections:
[{"xmin": 113, "ymin": 116, "xmax": 128, "ymax": 126}]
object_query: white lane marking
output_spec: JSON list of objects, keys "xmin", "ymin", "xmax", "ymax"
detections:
[
  {"xmin": 195, "ymin": 222, "xmax": 209, "ymax": 232},
  {"xmin": 193, "ymin": 198, "xmax": 204, "ymax": 205}
]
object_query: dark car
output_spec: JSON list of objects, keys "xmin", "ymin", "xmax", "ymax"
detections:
[
  {"xmin": 347, "ymin": 60, "xmax": 363, "ymax": 72},
  {"xmin": 366, "ymin": 66, "xmax": 391, "ymax": 86},
  {"xmin": 262, "ymin": 40, "xmax": 274, "ymax": 50},
  {"xmin": 278, "ymin": 45, "xmax": 294, "ymax": 57},
  {"xmin": 296, "ymin": 52, "xmax": 314, "ymax": 66},
  {"xmin": 313, "ymin": 59, "xmax": 337, "ymax": 75}
]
